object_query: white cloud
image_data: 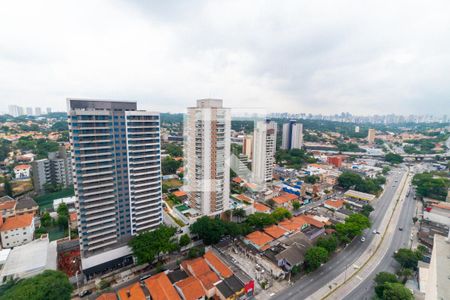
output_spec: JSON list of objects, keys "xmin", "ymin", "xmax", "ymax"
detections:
[{"xmin": 1, "ymin": 0, "xmax": 450, "ymax": 115}]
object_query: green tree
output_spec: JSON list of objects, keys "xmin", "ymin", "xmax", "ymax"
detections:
[
  {"xmin": 382, "ymin": 282, "xmax": 413, "ymax": 300},
  {"xmin": 292, "ymin": 201, "xmax": 301, "ymax": 210},
  {"xmin": 179, "ymin": 234, "xmax": 191, "ymax": 248},
  {"xmin": 0, "ymin": 270, "xmax": 72, "ymax": 300},
  {"xmin": 304, "ymin": 175, "xmax": 320, "ymax": 184},
  {"xmin": 393, "ymin": 248, "xmax": 422, "ymax": 270},
  {"xmin": 397, "ymin": 268, "xmax": 414, "ymax": 283},
  {"xmin": 56, "ymin": 203, "xmax": 69, "ymax": 228},
  {"xmin": 335, "ymin": 213, "xmax": 370, "ymax": 242},
  {"xmin": 246, "ymin": 213, "xmax": 276, "ymax": 230},
  {"xmin": 51, "ymin": 121, "xmax": 68, "ymax": 132},
  {"xmin": 385, "ymin": 153, "xmax": 404, "ymax": 164},
  {"xmin": 304, "ymin": 246, "xmax": 328, "ymax": 272},
  {"xmin": 374, "ymin": 272, "xmax": 399, "ymax": 298},
  {"xmin": 382, "ymin": 166, "xmax": 391, "ymax": 175},
  {"xmin": 337, "ymin": 172, "xmax": 363, "ymax": 190},
  {"xmin": 271, "ymin": 207, "xmax": 292, "ymax": 222},
  {"xmin": 187, "ymin": 247, "xmax": 205, "ymax": 258},
  {"xmin": 161, "ymin": 157, "xmax": 182, "ymax": 175},
  {"xmin": 361, "ymin": 204, "xmax": 374, "ymax": 217},
  {"xmin": 40, "ymin": 212, "xmax": 52, "ymax": 228},
  {"xmin": 412, "ymin": 172, "xmax": 449, "ymax": 201},
  {"xmin": 129, "ymin": 225, "xmax": 178, "ymax": 265},
  {"xmin": 232, "ymin": 208, "xmax": 246, "ymax": 222},
  {"xmin": 164, "ymin": 143, "xmax": 183, "ymax": 157},
  {"xmin": 3, "ymin": 178, "xmax": 13, "ymax": 197},
  {"xmin": 190, "ymin": 217, "xmax": 227, "ymax": 245},
  {"xmin": 316, "ymin": 235, "xmax": 338, "ymax": 253}
]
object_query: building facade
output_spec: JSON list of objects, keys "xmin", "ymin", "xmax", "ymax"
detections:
[
  {"xmin": 184, "ymin": 99, "xmax": 231, "ymax": 216},
  {"xmin": 367, "ymin": 128, "xmax": 376, "ymax": 144},
  {"xmin": 13, "ymin": 164, "xmax": 31, "ymax": 179},
  {"xmin": 242, "ymin": 135, "xmax": 253, "ymax": 160},
  {"xmin": 252, "ymin": 120, "xmax": 277, "ymax": 186},
  {"xmin": 67, "ymin": 99, "xmax": 162, "ymax": 277},
  {"xmin": 0, "ymin": 214, "xmax": 35, "ymax": 248},
  {"xmin": 281, "ymin": 120, "xmax": 303, "ymax": 150},
  {"xmin": 32, "ymin": 146, "xmax": 73, "ymax": 194}
]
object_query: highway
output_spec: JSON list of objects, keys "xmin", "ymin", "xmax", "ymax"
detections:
[
  {"xmin": 273, "ymin": 169, "xmax": 406, "ymax": 300},
  {"xmin": 343, "ymin": 177, "xmax": 417, "ymax": 300}
]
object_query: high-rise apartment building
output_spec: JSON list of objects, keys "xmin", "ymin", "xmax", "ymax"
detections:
[
  {"xmin": 35, "ymin": 107, "xmax": 42, "ymax": 116},
  {"xmin": 8, "ymin": 105, "xmax": 24, "ymax": 117},
  {"xmin": 26, "ymin": 107, "xmax": 33, "ymax": 115},
  {"xmin": 32, "ymin": 146, "xmax": 73, "ymax": 194},
  {"xmin": 355, "ymin": 126, "xmax": 360, "ymax": 133},
  {"xmin": 46, "ymin": 107, "xmax": 52, "ymax": 114},
  {"xmin": 242, "ymin": 135, "xmax": 253, "ymax": 160},
  {"xmin": 367, "ymin": 128, "xmax": 376, "ymax": 144},
  {"xmin": 184, "ymin": 99, "xmax": 231, "ymax": 216},
  {"xmin": 67, "ymin": 99, "xmax": 162, "ymax": 277},
  {"xmin": 281, "ymin": 120, "xmax": 303, "ymax": 150},
  {"xmin": 252, "ymin": 120, "xmax": 277, "ymax": 186}
]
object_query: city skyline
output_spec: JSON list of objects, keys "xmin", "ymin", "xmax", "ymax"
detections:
[{"xmin": 1, "ymin": 1, "xmax": 450, "ymax": 115}]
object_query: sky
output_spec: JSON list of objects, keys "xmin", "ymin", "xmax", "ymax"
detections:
[{"xmin": 1, "ymin": 0, "xmax": 450, "ymax": 116}]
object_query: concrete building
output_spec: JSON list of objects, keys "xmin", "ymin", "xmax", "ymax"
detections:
[
  {"xmin": 34, "ymin": 107, "xmax": 42, "ymax": 116},
  {"xmin": 67, "ymin": 99, "xmax": 163, "ymax": 277},
  {"xmin": 0, "ymin": 214, "xmax": 35, "ymax": 248},
  {"xmin": 8, "ymin": 105, "xmax": 24, "ymax": 117},
  {"xmin": 367, "ymin": 128, "xmax": 376, "ymax": 144},
  {"xmin": 242, "ymin": 135, "xmax": 253, "ymax": 160},
  {"xmin": 355, "ymin": 126, "xmax": 360, "ymax": 133},
  {"xmin": 252, "ymin": 120, "xmax": 277, "ymax": 186},
  {"xmin": 184, "ymin": 99, "xmax": 231, "ymax": 216},
  {"xmin": 281, "ymin": 120, "xmax": 303, "ymax": 150},
  {"xmin": 32, "ymin": 146, "xmax": 73, "ymax": 194},
  {"xmin": 46, "ymin": 107, "xmax": 52, "ymax": 114},
  {"xmin": 13, "ymin": 164, "xmax": 31, "ymax": 179},
  {"xmin": 422, "ymin": 234, "xmax": 450, "ymax": 300},
  {"xmin": 26, "ymin": 107, "xmax": 33, "ymax": 115}
]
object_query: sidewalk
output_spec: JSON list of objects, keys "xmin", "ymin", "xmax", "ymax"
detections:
[{"xmin": 307, "ymin": 171, "xmax": 411, "ymax": 300}]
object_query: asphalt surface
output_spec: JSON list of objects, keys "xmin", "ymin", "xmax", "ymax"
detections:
[
  {"xmin": 343, "ymin": 177, "xmax": 417, "ymax": 300},
  {"xmin": 273, "ymin": 169, "xmax": 406, "ymax": 300}
]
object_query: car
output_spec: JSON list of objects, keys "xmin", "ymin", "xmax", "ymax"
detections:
[
  {"xmin": 399, "ymin": 227, "xmax": 403, "ymax": 231},
  {"xmin": 140, "ymin": 273, "xmax": 152, "ymax": 281},
  {"xmin": 360, "ymin": 237, "xmax": 366, "ymax": 242},
  {"xmin": 372, "ymin": 229, "xmax": 377, "ymax": 234},
  {"xmin": 79, "ymin": 290, "xmax": 92, "ymax": 298}
]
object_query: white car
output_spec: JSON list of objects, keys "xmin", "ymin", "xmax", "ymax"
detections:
[
  {"xmin": 360, "ymin": 237, "xmax": 366, "ymax": 242},
  {"xmin": 372, "ymin": 229, "xmax": 377, "ymax": 234}
]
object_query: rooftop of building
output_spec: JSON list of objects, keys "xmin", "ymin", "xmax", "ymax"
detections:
[
  {"xmin": 245, "ymin": 231, "xmax": 274, "ymax": 247},
  {"xmin": 15, "ymin": 197, "xmax": 38, "ymax": 210},
  {"xmin": 173, "ymin": 190, "xmax": 187, "ymax": 198},
  {"xmin": 344, "ymin": 189, "xmax": 376, "ymax": 201},
  {"xmin": 263, "ymin": 225, "xmax": 288, "ymax": 239},
  {"xmin": 324, "ymin": 199, "xmax": 345, "ymax": 208},
  {"xmin": 14, "ymin": 164, "xmax": 31, "ymax": 170},
  {"xmin": 203, "ymin": 250, "xmax": 233, "ymax": 278},
  {"xmin": 145, "ymin": 272, "xmax": 181, "ymax": 300},
  {"xmin": 96, "ymin": 293, "xmax": 117, "ymax": 300},
  {"xmin": 272, "ymin": 193, "xmax": 298, "ymax": 204},
  {"xmin": 253, "ymin": 201, "xmax": 271, "ymax": 213},
  {"xmin": 0, "ymin": 199, "xmax": 16, "ymax": 210},
  {"xmin": 0, "ymin": 214, "xmax": 34, "ymax": 231},
  {"xmin": 175, "ymin": 276, "xmax": 206, "ymax": 300},
  {"xmin": 117, "ymin": 282, "xmax": 146, "ymax": 300},
  {"xmin": 167, "ymin": 269, "xmax": 189, "ymax": 283},
  {"xmin": 235, "ymin": 194, "xmax": 253, "ymax": 204}
]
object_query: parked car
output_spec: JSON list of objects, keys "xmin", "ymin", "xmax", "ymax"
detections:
[
  {"xmin": 79, "ymin": 290, "xmax": 92, "ymax": 298},
  {"xmin": 360, "ymin": 237, "xmax": 366, "ymax": 242}
]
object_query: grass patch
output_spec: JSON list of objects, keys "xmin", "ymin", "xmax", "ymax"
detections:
[
  {"xmin": 163, "ymin": 179, "xmax": 183, "ymax": 189},
  {"xmin": 34, "ymin": 187, "xmax": 75, "ymax": 212}
]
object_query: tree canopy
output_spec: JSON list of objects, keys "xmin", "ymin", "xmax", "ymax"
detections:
[
  {"xmin": 129, "ymin": 225, "xmax": 178, "ymax": 265},
  {"xmin": 385, "ymin": 153, "xmax": 404, "ymax": 164},
  {"xmin": 412, "ymin": 172, "xmax": 449, "ymax": 201},
  {"xmin": 0, "ymin": 270, "xmax": 72, "ymax": 300},
  {"xmin": 337, "ymin": 171, "xmax": 385, "ymax": 195},
  {"xmin": 335, "ymin": 213, "xmax": 370, "ymax": 243},
  {"xmin": 393, "ymin": 248, "xmax": 422, "ymax": 270},
  {"xmin": 316, "ymin": 235, "xmax": 338, "ymax": 253},
  {"xmin": 304, "ymin": 246, "xmax": 329, "ymax": 272}
]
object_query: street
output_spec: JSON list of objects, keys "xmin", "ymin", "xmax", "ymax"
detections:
[{"xmin": 273, "ymin": 169, "xmax": 406, "ymax": 300}]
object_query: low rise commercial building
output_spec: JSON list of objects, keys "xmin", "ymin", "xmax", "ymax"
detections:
[{"xmin": 13, "ymin": 164, "xmax": 31, "ymax": 179}]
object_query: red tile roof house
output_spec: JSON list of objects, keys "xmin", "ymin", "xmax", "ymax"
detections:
[
  {"xmin": 0, "ymin": 214, "xmax": 35, "ymax": 248},
  {"xmin": 13, "ymin": 164, "xmax": 31, "ymax": 179},
  {"xmin": 324, "ymin": 199, "xmax": 345, "ymax": 211},
  {"xmin": 253, "ymin": 202, "xmax": 271, "ymax": 213},
  {"xmin": 203, "ymin": 250, "xmax": 233, "ymax": 279},
  {"xmin": 243, "ymin": 231, "xmax": 274, "ymax": 251},
  {"xmin": 271, "ymin": 193, "xmax": 298, "ymax": 209},
  {"xmin": 180, "ymin": 257, "xmax": 220, "ymax": 298},
  {"xmin": 263, "ymin": 225, "xmax": 289, "ymax": 239},
  {"xmin": 175, "ymin": 276, "xmax": 206, "ymax": 300},
  {"xmin": 144, "ymin": 272, "xmax": 181, "ymax": 300}
]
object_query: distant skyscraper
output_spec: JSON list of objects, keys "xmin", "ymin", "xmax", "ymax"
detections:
[
  {"xmin": 35, "ymin": 107, "xmax": 42, "ymax": 115},
  {"xmin": 242, "ymin": 135, "xmax": 253, "ymax": 160},
  {"xmin": 8, "ymin": 105, "xmax": 22, "ymax": 117},
  {"xmin": 26, "ymin": 107, "xmax": 33, "ymax": 115},
  {"xmin": 67, "ymin": 99, "xmax": 162, "ymax": 278},
  {"xmin": 367, "ymin": 128, "xmax": 376, "ymax": 144},
  {"xmin": 184, "ymin": 99, "xmax": 230, "ymax": 216},
  {"xmin": 252, "ymin": 120, "xmax": 277, "ymax": 186},
  {"xmin": 355, "ymin": 126, "xmax": 360, "ymax": 133},
  {"xmin": 46, "ymin": 107, "xmax": 52, "ymax": 114},
  {"xmin": 281, "ymin": 120, "xmax": 303, "ymax": 150}
]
